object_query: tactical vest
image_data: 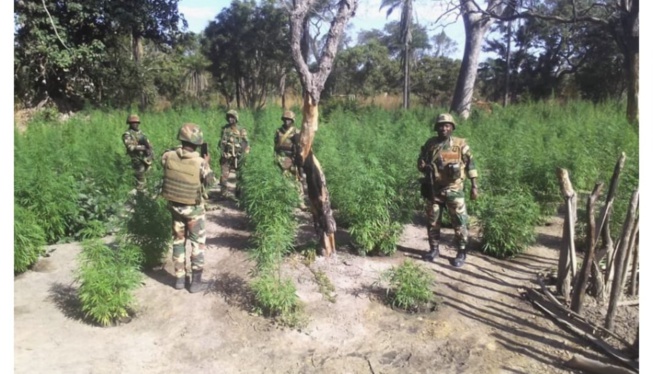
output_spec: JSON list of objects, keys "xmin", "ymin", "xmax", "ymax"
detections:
[
  {"xmin": 161, "ymin": 151, "xmax": 203, "ymax": 205},
  {"xmin": 221, "ymin": 125, "xmax": 244, "ymax": 157},
  {"xmin": 432, "ymin": 137, "xmax": 466, "ymax": 184},
  {"xmin": 276, "ymin": 126, "xmax": 297, "ymax": 155},
  {"xmin": 124, "ymin": 130, "xmax": 146, "ymax": 156}
]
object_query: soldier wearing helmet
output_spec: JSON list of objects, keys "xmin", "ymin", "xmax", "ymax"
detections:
[
  {"xmin": 161, "ymin": 123, "xmax": 216, "ymax": 293},
  {"xmin": 218, "ymin": 109, "xmax": 250, "ymax": 197},
  {"xmin": 417, "ymin": 113, "xmax": 479, "ymax": 267},
  {"xmin": 274, "ymin": 110, "xmax": 307, "ymax": 209},
  {"xmin": 122, "ymin": 114, "xmax": 154, "ymax": 191}
]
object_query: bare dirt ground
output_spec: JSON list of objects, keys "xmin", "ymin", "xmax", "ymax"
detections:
[{"xmin": 14, "ymin": 196, "xmax": 638, "ymax": 374}]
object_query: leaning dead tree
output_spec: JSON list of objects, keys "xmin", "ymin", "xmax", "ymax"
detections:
[{"xmin": 288, "ymin": 0, "xmax": 359, "ymax": 256}]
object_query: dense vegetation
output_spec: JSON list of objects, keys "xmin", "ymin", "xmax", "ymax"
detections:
[
  {"xmin": 14, "ymin": 0, "xmax": 634, "ymax": 117},
  {"xmin": 13, "ymin": 101, "xmax": 638, "ymax": 325}
]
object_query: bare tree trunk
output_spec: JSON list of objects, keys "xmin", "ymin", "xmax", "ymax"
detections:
[
  {"xmin": 288, "ymin": 0, "xmax": 358, "ymax": 256},
  {"xmin": 402, "ymin": 0, "xmax": 412, "ymax": 109},
  {"xmin": 556, "ymin": 168, "xmax": 576, "ymax": 301},
  {"xmin": 450, "ymin": 0, "xmax": 500, "ymax": 119},
  {"xmin": 571, "ymin": 182, "xmax": 603, "ymax": 313},
  {"xmin": 503, "ymin": 19, "xmax": 511, "ymax": 107},
  {"xmin": 625, "ymin": 46, "xmax": 638, "ymax": 125},
  {"xmin": 279, "ymin": 71, "xmax": 287, "ymax": 110},
  {"xmin": 131, "ymin": 32, "xmax": 146, "ymax": 110},
  {"xmin": 605, "ymin": 188, "xmax": 639, "ymax": 330}
]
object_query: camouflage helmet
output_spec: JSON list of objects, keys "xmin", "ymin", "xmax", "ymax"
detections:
[
  {"xmin": 434, "ymin": 113, "xmax": 456, "ymax": 130},
  {"xmin": 177, "ymin": 123, "xmax": 204, "ymax": 145},
  {"xmin": 281, "ymin": 110, "xmax": 295, "ymax": 121},
  {"xmin": 126, "ymin": 114, "xmax": 140, "ymax": 124},
  {"xmin": 226, "ymin": 109, "xmax": 239, "ymax": 121}
]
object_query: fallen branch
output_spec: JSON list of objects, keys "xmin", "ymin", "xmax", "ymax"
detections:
[
  {"xmin": 526, "ymin": 288, "xmax": 639, "ymax": 372},
  {"xmin": 536, "ymin": 276, "xmax": 631, "ymax": 347},
  {"xmin": 617, "ymin": 300, "xmax": 638, "ymax": 307},
  {"xmin": 566, "ymin": 354, "xmax": 637, "ymax": 374}
]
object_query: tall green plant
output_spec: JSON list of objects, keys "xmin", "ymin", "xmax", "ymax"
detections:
[
  {"xmin": 76, "ymin": 239, "xmax": 143, "ymax": 326},
  {"xmin": 14, "ymin": 205, "xmax": 46, "ymax": 273},
  {"xmin": 119, "ymin": 193, "xmax": 171, "ymax": 270}
]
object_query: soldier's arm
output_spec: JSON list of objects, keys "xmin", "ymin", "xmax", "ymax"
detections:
[
  {"xmin": 200, "ymin": 160, "xmax": 216, "ymax": 188},
  {"xmin": 462, "ymin": 143, "xmax": 479, "ymax": 199},
  {"xmin": 123, "ymin": 133, "xmax": 142, "ymax": 153},
  {"xmin": 161, "ymin": 150, "xmax": 169, "ymax": 167},
  {"xmin": 241, "ymin": 129, "xmax": 250, "ymax": 153},
  {"xmin": 273, "ymin": 130, "xmax": 281, "ymax": 152},
  {"xmin": 417, "ymin": 145, "xmax": 430, "ymax": 172}
]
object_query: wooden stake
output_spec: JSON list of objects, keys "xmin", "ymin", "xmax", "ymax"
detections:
[
  {"xmin": 605, "ymin": 188, "xmax": 639, "ymax": 330},
  {"xmin": 556, "ymin": 168, "xmax": 577, "ymax": 300},
  {"xmin": 571, "ymin": 182, "xmax": 603, "ymax": 313}
]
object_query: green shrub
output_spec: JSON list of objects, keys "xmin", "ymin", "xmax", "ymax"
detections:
[
  {"xmin": 14, "ymin": 204, "xmax": 46, "ymax": 273},
  {"xmin": 250, "ymin": 270, "xmax": 305, "ymax": 327},
  {"xmin": 76, "ymin": 239, "xmax": 143, "ymax": 326},
  {"xmin": 476, "ymin": 192, "xmax": 540, "ymax": 258},
  {"xmin": 119, "ymin": 193, "xmax": 171, "ymax": 269},
  {"xmin": 379, "ymin": 259, "xmax": 435, "ymax": 312}
]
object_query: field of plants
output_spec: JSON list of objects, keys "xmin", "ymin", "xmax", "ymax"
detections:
[{"xmin": 14, "ymin": 100, "xmax": 638, "ymax": 325}]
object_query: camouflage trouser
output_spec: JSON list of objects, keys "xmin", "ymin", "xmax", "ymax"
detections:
[
  {"xmin": 220, "ymin": 157, "xmax": 237, "ymax": 188},
  {"xmin": 277, "ymin": 155, "xmax": 305, "ymax": 203},
  {"xmin": 425, "ymin": 188, "xmax": 469, "ymax": 249},
  {"xmin": 168, "ymin": 202, "xmax": 206, "ymax": 278},
  {"xmin": 131, "ymin": 158, "xmax": 151, "ymax": 191}
]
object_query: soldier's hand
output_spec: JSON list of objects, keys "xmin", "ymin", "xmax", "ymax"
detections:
[
  {"xmin": 470, "ymin": 186, "xmax": 479, "ymax": 201},
  {"xmin": 204, "ymin": 153, "xmax": 211, "ymax": 163}
]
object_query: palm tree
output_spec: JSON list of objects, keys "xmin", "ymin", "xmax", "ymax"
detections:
[{"xmin": 380, "ymin": 0, "xmax": 412, "ymax": 109}]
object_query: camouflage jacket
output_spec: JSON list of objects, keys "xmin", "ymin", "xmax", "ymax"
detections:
[
  {"xmin": 219, "ymin": 124, "xmax": 249, "ymax": 159},
  {"xmin": 122, "ymin": 129, "xmax": 153, "ymax": 161},
  {"xmin": 417, "ymin": 136, "xmax": 478, "ymax": 190},
  {"xmin": 274, "ymin": 125, "xmax": 299, "ymax": 157}
]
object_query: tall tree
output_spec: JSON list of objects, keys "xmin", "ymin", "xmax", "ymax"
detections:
[
  {"xmin": 202, "ymin": 1, "xmax": 291, "ymax": 109},
  {"xmin": 479, "ymin": 0, "xmax": 639, "ymax": 123},
  {"xmin": 450, "ymin": 0, "xmax": 503, "ymax": 119},
  {"xmin": 287, "ymin": 0, "xmax": 358, "ymax": 256},
  {"xmin": 380, "ymin": 0, "xmax": 413, "ymax": 108}
]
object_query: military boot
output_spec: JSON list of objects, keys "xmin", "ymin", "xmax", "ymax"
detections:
[
  {"xmin": 189, "ymin": 270, "xmax": 209, "ymax": 293},
  {"xmin": 422, "ymin": 228, "xmax": 440, "ymax": 262},
  {"xmin": 174, "ymin": 276, "xmax": 186, "ymax": 290},
  {"xmin": 452, "ymin": 248, "xmax": 467, "ymax": 268}
]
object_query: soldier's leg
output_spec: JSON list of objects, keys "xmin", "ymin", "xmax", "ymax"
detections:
[
  {"xmin": 132, "ymin": 160, "xmax": 147, "ymax": 191},
  {"xmin": 220, "ymin": 158, "xmax": 230, "ymax": 190},
  {"xmin": 186, "ymin": 205, "xmax": 208, "ymax": 293},
  {"xmin": 170, "ymin": 209, "xmax": 188, "ymax": 289},
  {"xmin": 423, "ymin": 199, "xmax": 443, "ymax": 261},
  {"xmin": 445, "ymin": 190, "xmax": 469, "ymax": 267}
]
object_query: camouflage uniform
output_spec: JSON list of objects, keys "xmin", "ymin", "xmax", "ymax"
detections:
[
  {"xmin": 418, "ymin": 113, "xmax": 478, "ymax": 267},
  {"xmin": 161, "ymin": 123, "xmax": 216, "ymax": 292},
  {"xmin": 122, "ymin": 114, "xmax": 153, "ymax": 191},
  {"xmin": 274, "ymin": 111, "xmax": 306, "ymax": 208},
  {"xmin": 218, "ymin": 110, "xmax": 249, "ymax": 192}
]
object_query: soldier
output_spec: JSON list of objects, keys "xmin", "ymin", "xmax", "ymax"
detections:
[
  {"xmin": 274, "ymin": 110, "xmax": 307, "ymax": 210},
  {"xmin": 218, "ymin": 109, "xmax": 250, "ymax": 196},
  {"xmin": 161, "ymin": 123, "xmax": 216, "ymax": 293},
  {"xmin": 417, "ymin": 113, "xmax": 479, "ymax": 267},
  {"xmin": 122, "ymin": 114, "xmax": 153, "ymax": 191}
]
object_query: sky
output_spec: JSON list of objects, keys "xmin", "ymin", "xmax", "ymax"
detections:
[{"xmin": 178, "ymin": 0, "xmax": 467, "ymax": 59}]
